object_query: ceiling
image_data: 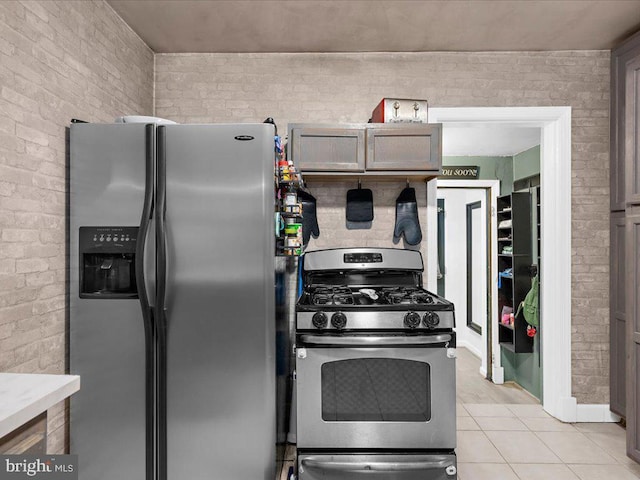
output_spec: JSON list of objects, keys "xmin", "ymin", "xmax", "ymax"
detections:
[
  {"xmin": 443, "ymin": 125, "xmax": 540, "ymax": 157},
  {"xmin": 107, "ymin": 0, "xmax": 640, "ymax": 53}
]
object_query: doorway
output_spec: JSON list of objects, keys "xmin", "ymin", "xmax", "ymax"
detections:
[
  {"xmin": 426, "ymin": 107, "xmax": 615, "ymax": 423},
  {"xmin": 437, "ymin": 180, "xmax": 499, "ymax": 383},
  {"xmin": 437, "ymin": 188, "xmax": 487, "ymax": 361}
]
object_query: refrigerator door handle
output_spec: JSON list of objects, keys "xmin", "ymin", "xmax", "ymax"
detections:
[
  {"xmin": 137, "ymin": 124, "xmax": 156, "ymax": 310},
  {"xmin": 156, "ymin": 125, "xmax": 168, "ymax": 314},
  {"xmin": 135, "ymin": 123, "xmax": 156, "ymax": 480},
  {"xmin": 155, "ymin": 125, "xmax": 168, "ymax": 480}
]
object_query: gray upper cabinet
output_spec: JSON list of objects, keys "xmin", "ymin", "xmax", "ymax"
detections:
[
  {"xmin": 611, "ymin": 32, "xmax": 640, "ymax": 210},
  {"xmin": 626, "ymin": 56, "xmax": 640, "ymax": 206},
  {"xmin": 288, "ymin": 123, "xmax": 442, "ymax": 176},
  {"xmin": 365, "ymin": 124, "xmax": 441, "ymax": 171},
  {"xmin": 289, "ymin": 125, "xmax": 365, "ymax": 172}
]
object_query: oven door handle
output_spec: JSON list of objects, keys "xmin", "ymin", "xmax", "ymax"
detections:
[
  {"xmin": 299, "ymin": 333, "xmax": 452, "ymax": 346},
  {"xmin": 301, "ymin": 458, "xmax": 452, "ymax": 472}
]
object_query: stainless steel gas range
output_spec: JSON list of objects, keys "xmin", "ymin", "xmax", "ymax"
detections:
[{"xmin": 295, "ymin": 248, "xmax": 458, "ymax": 480}]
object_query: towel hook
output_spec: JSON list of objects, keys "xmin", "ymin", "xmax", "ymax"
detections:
[{"xmin": 406, "ymin": 178, "xmax": 410, "ymax": 188}]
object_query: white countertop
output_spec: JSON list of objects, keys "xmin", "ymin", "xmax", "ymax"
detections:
[{"xmin": 0, "ymin": 373, "xmax": 80, "ymax": 438}]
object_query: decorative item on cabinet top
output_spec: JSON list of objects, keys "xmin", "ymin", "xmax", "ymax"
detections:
[
  {"xmin": 287, "ymin": 123, "xmax": 442, "ymax": 179},
  {"xmin": 370, "ymin": 98, "xmax": 429, "ymax": 124}
]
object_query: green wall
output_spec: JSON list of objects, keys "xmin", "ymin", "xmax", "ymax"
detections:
[
  {"xmin": 501, "ymin": 338, "xmax": 542, "ymax": 400},
  {"xmin": 444, "ymin": 147, "xmax": 540, "ymax": 194},
  {"xmin": 513, "ymin": 145, "xmax": 541, "ymax": 181},
  {"xmin": 443, "ymin": 156, "xmax": 514, "ymax": 196},
  {"xmin": 445, "ymin": 149, "xmax": 542, "ymax": 400}
]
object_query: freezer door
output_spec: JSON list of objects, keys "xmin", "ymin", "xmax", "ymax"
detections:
[
  {"xmin": 69, "ymin": 123, "xmax": 153, "ymax": 480},
  {"xmin": 159, "ymin": 124, "xmax": 276, "ymax": 480}
]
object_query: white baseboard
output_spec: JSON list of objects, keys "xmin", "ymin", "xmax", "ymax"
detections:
[
  {"xmin": 547, "ymin": 397, "xmax": 621, "ymax": 423},
  {"xmin": 491, "ymin": 366, "xmax": 504, "ymax": 385},
  {"xmin": 546, "ymin": 396, "xmax": 577, "ymax": 422},
  {"xmin": 576, "ymin": 404, "xmax": 622, "ymax": 423},
  {"xmin": 458, "ymin": 341, "xmax": 502, "ymax": 383}
]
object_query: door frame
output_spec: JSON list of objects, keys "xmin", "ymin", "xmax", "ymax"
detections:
[
  {"xmin": 436, "ymin": 180, "xmax": 500, "ymax": 383},
  {"xmin": 427, "ymin": 107, "xmax": 616, "ymax": 422}
]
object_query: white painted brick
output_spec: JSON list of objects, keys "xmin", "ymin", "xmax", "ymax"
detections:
[
  {"xmin": 15, "ymin": 258, "xmax": 48, "ymax": 273},
  {"xmin": 1, "ymin": 228, "xmax": 40, "ymax": 243},
  {"xmin": 0, "ymin": 0, "xmax": 153, "ymax": 453}
]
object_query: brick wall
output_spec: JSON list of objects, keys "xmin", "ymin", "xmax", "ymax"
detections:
[
  {"xmin": 0, "ymin": 0, "xmax": 153, "ymax": 452},
  {"xmin": 155, "ymin": 51, "xmax": 610, "ymax": 404},
  {"xmin": 302, "ymin": 180, "xmax": 429, "ymax": 262}
]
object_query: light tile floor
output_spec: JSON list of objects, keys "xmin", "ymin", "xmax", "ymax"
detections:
[{"xmin": 457, "ymin": 402, "xmax": 637, "ymax": 480}]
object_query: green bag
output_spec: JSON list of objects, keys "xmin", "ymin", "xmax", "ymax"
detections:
[{"xmin": 515, "ymin": 274, "xmax": 539, "ymax": 327}]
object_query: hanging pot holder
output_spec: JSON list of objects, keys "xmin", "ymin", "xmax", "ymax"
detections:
[
  {"xmin": 393, "ymin": 186, "xmax": 422, "ymax": 245},
  {"xmin": 346, "ymin": 182, "xmax": 374, "ymax": 223},
  {"xmin": 297, "ymin": 189, "xmax": 320, "ymax": 246}
]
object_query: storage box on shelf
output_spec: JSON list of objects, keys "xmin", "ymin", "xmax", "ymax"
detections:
[
  {"xmin": 287, "ymin": 123, "xmax": 442, "ymax": 179},
  {"xmin": 497, "ymin": 192, "xmax": 533, "ymax": 354}
]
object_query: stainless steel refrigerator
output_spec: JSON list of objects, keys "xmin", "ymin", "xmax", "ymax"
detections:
[{"xmin": 69, "ymin": 122, "xmax": 277, "ymax": 480}]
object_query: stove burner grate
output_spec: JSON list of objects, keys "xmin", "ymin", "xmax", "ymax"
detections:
[
  {"xmin": 311, "ymin": 286, "xmax": 354, "ymax": 306},
  {"xmin": 380, "ymin": 287, "xmax": 436, "ymax": 305},
  {"xmin": 307, "ymin": 286, "xmax": 439, "ymax": 307},
  {"xmin": 411, "ymin": 293, "xmax": 434, "ymax": 304}
]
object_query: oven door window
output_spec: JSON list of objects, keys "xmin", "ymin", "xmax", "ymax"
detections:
[{"xmin": 321, "ymin": 358, "xmax": 430, "ymax": 422}]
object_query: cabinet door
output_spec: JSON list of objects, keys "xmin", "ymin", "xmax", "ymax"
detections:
[
  {"xmin": 291, "ymin": 126, "xmax": 365, "ymax": 172},
  {"xmin": 365, "ymin": 124, "xmax": 441, "ymax": 171},
  {"xmin": 612, "ymin": 49, "xmax": 627, "ymax": 210},
  {"xmin": 611, "ymin": 212, "xmax": 626, "ymax": 417},
  {"xmin": 626, "ymin": 206, "xmax": 640, "ymax": 462},
  {"xmin": 626, "ymin": 56, "xmax": 640, "ymax": 205}
]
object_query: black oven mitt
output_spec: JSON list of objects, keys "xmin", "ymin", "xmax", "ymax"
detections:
[
  {"xmin": 393, "ymin": 187, "xmax": 422, "ymax": 245},
  {"xmin": 346, "ymin": 186, "xmax": 374, "ymax": 222},
  {"xmin": 297, "ymin": 189, "xmax": 319, "ymax": 246}
]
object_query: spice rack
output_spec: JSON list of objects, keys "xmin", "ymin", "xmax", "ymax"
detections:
[{"xmin": 274, "ymin": 135, "xmax": 304, "ymax": 256}]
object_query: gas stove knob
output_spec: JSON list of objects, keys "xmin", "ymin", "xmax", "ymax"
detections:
[
  {"xmin": 404, "ymin": 312, "xmax": 421, "ymax": 329},
  {"xmin": 312, "ymin": 312, "xmax": 328, "ymax": 329},
  {"xmin": 423, "ymin": 311, "xmax": 440, "ymax": 329},
  {"xmin": 331, "ymin": 312, "xmax": 347, "ymax": 330}
]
